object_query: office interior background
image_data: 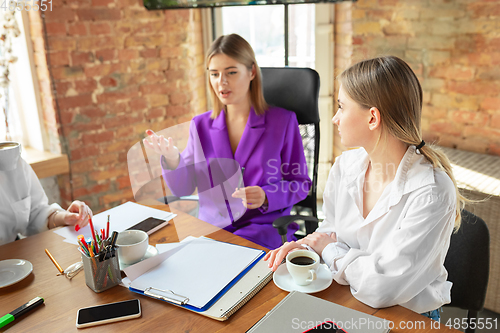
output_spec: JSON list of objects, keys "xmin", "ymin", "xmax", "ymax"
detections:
[{"xmin": 1, "ymin": 0, "xmax": 499, "ymax": 326}]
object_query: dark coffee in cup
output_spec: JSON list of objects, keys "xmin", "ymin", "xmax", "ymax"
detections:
[
  {"xmin": 286, "ymin": 250, "xmax": 320, "ymax": 286},
  {"xmin": 290, "ymin": 256, "xmax": 316, "ymax": 266}
]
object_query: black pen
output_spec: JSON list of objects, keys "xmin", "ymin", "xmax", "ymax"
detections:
[
  {"xmin": 106, "ymin": 231, "xmax": 119, "ymax": 259},
  {"xmin": 0, "ymin": 297, "xmax": 44, "ymax": 328}
]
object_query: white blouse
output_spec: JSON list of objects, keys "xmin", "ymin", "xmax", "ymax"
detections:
[
  {"xmin": 318, "ymin": 146, "xmax": 456, "ymax": 313},
  {"xmin": 0, "ymin": 158, "xmax": 61, "ymax": 245}
]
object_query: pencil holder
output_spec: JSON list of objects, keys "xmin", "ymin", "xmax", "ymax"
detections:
[{"xmin": 81, "ymin": 252, "xmax": 121, "ymax": 293}]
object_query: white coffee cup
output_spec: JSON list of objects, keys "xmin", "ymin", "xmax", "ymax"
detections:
[
  {"xmin": 0, "ymin": 141, "xmax": 21, "ymax": 171},
  {"xmin": 116, "ymin": 230, "xmax": 149, "ymax": 265},
  {"xmin": 286, "ymin": 249, "xmax": 320, "ymax": 286}
]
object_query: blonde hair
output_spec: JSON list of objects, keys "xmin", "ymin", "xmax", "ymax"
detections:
[
  {"xmin": 206, "ymin": 34, "xmax": 268, "ymax": 118},
  {"xmin": 339, "ymin": 56, "xmax": 465, "ymax": 230}
]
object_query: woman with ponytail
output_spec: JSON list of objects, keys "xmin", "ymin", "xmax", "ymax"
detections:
[{"xmin": 265, "ymin": 56, "xmax": 464, "ymax": 321}]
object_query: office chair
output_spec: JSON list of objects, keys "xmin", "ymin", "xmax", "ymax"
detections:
[
  {"xmin": 159, "ymin": 67, "xmax": 321, "ymax": 244},
  {"xmin": 260, "ymin": 67, "xmax": 321, "ymax": 244},
  {"xmin": 444, "ymin": 209, "xmax": 490, "ymax": 333}
]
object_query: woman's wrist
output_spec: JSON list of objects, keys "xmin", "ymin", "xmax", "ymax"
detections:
[
  {"xmin": 47, "ymin": 210, "xmax": 60, "ymax": 229},
  {"xmin": 47, "ymin": 210, "xmax": 65, "ymax": 229},
  {"xmin": 161, "ymin": 154, "xmax": 180, "ymax": 170}
]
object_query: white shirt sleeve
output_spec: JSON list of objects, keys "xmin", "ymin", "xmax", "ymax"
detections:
[
  {"xmin": 316, "ymin": 160, "xmax": 338, "ymax": 235},
  {"xmin": 24, "ymin": 162, "xmax": 62, "ymax": 236},
  {"xmin": 316, "ymin": 157, "xmax": 351, "ymax": 271},
  {"xmin": 0, "ymin": 159, "xmax": 62, "ymax": 243},
  {"xmin": 333, "ymin": 190, "xmax": 455, "ymax": 309},
  {"xmin": 316, "ymin": 148, "xmax": 455, "ymax": 312},
  {"xmin": 321, "ymin": 241, "xmax": 350, "ymax": 279}
]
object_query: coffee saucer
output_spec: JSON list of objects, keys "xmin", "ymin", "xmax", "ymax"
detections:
[
  {"xmin": 0, "ymin": 259, "xmax": 33, "ymax": 288},
  {"xmin": 119, "ymin": 245, "xmax": 159, "ymax": 270},
  {"xmin": 273, "ymin": 263, "xmax": 332, "ymax": 293}
]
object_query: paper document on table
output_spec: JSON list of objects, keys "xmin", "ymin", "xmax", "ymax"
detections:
[
  {"xmin": 154, "ymin": 236, "xmax": 198, "ymax": 254},
  {"xmin": 128, "ymin": 237, "xmax": 264, "ymax": 309},
  {"xmin": 53, "ymin": 201, "xmax": 176, "ymax": 244},
  {"xmin": 121, "ymin": 237, "xmax": 198, "ymax": 288},
  {"xmin": 123, "ymin": 236, "xmax": 198, "ymax": 282}
]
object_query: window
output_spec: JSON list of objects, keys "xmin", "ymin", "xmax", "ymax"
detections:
[
  {"xmin": 204, "ymin": 4, "xmax": 335, "ymax": 198},
  {"xmin": 0, "ymin": 10, "xmax": 45, "ymax": 151},
  {"xmin": 221, "ymin": 5, "xmax": 318, "ymax": 183},
  {"xmin": 219, "ymin": 5, "xmax": 315, "ymax": 68},
  {"xmin": 0, "ymin": 84, "xmax": 23, "ymax": 142}
]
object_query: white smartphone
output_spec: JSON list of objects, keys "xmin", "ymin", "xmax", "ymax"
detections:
[{"xmin": 76, "ymin": 299, "xmax": 141, "ymax": 328}]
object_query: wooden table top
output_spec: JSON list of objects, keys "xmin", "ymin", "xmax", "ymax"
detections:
[{"xmin": 0, "ymin": 203, "xmax": 459, "ymax": 332}]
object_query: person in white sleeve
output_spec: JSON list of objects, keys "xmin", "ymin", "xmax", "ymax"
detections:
[
  {"xmin": 264, "ymin": 56, "xmax": 466, "ymax": 322},
  {"xmin": 0, "ymin": 145, "xmax": 92, "ymax": 246}
]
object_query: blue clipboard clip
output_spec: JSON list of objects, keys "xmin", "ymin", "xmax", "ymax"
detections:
[{"xmin": 144, "ymin": 287, "xmax": 189, "ymax": 305}]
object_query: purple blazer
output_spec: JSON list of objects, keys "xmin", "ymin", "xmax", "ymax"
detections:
[{"xmin": 162, "ymin": 106, "xmax": 311, "ymax": 249}]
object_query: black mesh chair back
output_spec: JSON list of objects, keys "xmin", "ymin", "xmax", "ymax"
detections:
[
  {"xmin": 261, "ymin": 67, "xmax": 321, "ymax": 242},
  {"xmin": 444, "ymin": 209, "xmax": 490, "ymax": 333}
]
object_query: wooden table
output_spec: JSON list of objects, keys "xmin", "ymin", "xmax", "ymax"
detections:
[{"xmin": 0, "ymin": 204, "xmax": 459, "ymax": 332}]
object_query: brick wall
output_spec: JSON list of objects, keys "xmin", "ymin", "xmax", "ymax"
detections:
[
  {"xmin": 29, "ymin": 0, "xmax": 206, "ymax": 212},
  {"xmin": 334, "ymin": 0, "xmax": 500, "ymax": 157},
  {"xmin": 28, "ymin": 0, "xmax": 500, "ymax": 212}
]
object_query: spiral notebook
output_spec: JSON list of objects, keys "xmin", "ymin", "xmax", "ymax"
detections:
[{"xmin": 127, "ymin": 237, "xmax": 272, "ymax": 320}]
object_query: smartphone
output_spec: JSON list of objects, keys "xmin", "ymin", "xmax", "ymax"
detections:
[
  {"xmin": 126, "ymin": 217, "xmax": 168, "ymax": 235},
  {"xmin": 303, "ymin": 321, "xmax": 348, "ymax": 333},
  {"xmin": 76, "ymin": 299, "xmax": 141, "ymax": 328}
]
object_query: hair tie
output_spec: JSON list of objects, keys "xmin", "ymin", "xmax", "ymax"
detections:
[{"xmin": 416, "ymin": 140, "xmax": 425, "ymax": 150}]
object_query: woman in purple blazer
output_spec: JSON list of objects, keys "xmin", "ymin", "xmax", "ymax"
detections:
[{"xmin": 144, "ymin": 34, "xmax": 311, "ymax": 249}]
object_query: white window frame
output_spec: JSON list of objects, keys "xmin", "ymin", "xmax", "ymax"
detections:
[
  {"xmin": 315, "ymin": 4, "xmax": 335, "ymax": 195},
  {"xmin": 9, "ymin": 10, "xmax": 48, "ymax": 151}
]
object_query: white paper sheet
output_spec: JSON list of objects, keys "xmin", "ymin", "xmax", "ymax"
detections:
[
  {"xmin": 129, "ymin": 237, "xmax": 263, "ymax": 309},
  {"xmin": 120, "ymin": 237, "xmax": 198, "ymax": 288},
  {"xmin": 155, "ymin": 236, "xmax": 198, "ymax": 254},
  {"xmin": 155, "ymin": 243, "xmax": 184, "ymax": 254},
  {"xmin": 53, "ymin": 201, "xmax": 176, "ymax": 244}
]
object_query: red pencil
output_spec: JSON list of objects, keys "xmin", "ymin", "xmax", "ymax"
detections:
[
  {"xmin": 88, "ymin": 217, "xmax": 98, "ymax": 254},
  {"xmin": 106, "ymin": 215, "xmax": 110, "ymax": 239}
]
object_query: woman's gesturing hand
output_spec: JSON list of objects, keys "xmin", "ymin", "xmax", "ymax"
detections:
[
  {"xmin": 231, "ymin": 186, "xmax": 267, "ymax": 209},
  {"xmin": 143, "ymin": 129, "xmax": 180, "ymax": 169}
]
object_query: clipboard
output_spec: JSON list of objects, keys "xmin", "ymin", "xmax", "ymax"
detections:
[{"xmin": 127, "ymin": 238, "xmax": 273, "ymax": 321}]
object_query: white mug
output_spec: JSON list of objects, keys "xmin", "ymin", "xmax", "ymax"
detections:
[
  {"xmin": 0, "ymin": 141, "xmax": 21, "ymax": 171},
  {"xmin": 286, "ymin": 249, "xmax": 320, "ymax": 286},
  {"xmin": 116, "ymin": 230, "xmax": 149, "ymax": 265}
]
